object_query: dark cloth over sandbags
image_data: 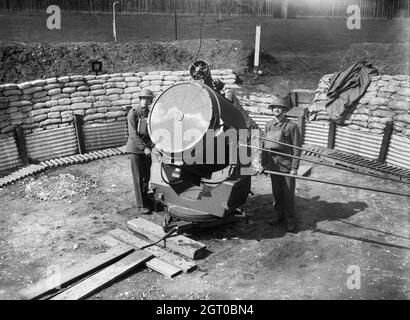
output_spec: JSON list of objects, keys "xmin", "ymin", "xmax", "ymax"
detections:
[{"xmin": 325, "ymin": 59, "xmax": 378, "ymax": 124}]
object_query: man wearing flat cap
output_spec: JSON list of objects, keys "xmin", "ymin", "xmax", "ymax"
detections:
[
  {"xmin": 262, "ymin": 95, "xmax": 302, "ymax": 232},
  {"xmin": 126, "ymin": 88, "xmax": 155, "ymax": 215}
]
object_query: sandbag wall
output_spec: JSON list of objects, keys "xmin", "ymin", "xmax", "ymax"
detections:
[
  {"xmin": 308, "ymin": 74, "xmax": 410, "ymax": 169},
  {"xmin": 0, "ymin": 69, "xmax": 238, "ymax": 172},
  {"xmin": 1, "ymin": 69, "xmax": 409, "ymax": 173}
]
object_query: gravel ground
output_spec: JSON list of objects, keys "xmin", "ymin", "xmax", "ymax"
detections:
[{"xmin": 0, "ymin": 154, "xmax": 409, "ymax": 300}]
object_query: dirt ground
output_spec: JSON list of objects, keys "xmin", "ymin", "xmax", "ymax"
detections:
[{"xmin": 0, "ymin": 154, "xmax": 409, "ymax": 300}]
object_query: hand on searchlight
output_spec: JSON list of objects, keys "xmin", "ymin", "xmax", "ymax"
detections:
[
  {"xmin": 290, "ymin": 168, "xmax": 298, "ymax": 175},
  {"xmin": 144, "ymin": 148, "xmax": 151, "ymax": 156}
]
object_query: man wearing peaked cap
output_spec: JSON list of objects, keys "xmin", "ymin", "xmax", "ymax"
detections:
[{"xmin": 126, "ymin": 88, "xmax": 155, "ymax": 215}]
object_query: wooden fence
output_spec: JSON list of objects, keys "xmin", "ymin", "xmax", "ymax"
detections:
[{"xmin": 0, "ymin": 0, "xmax": 408, "ymax": 18}]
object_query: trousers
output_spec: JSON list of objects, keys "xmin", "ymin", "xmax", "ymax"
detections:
[
  {"xmin": 269, "ymin": 173, "xmax": 296, "ymax": 224},
  {"xmin": 130, "ymin": 153, "xmax": 152, "ymax": 208}
]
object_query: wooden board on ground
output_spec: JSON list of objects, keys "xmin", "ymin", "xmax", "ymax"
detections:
[
  {"xmin": 298, "ymin": 165, "xmax": 312, "ymax": 177},
  {"xmin": 107, "ymin": 229, "xmax": 196, "ymax": 273},
  {"xmin": 116, "ymin": 145, "xmax": 127, "ymax": 154},
  {"xmin": 19, "ymin": 244, "xmax": 135, "ymax": 300},
  {"xmin": 127, "ymin": 218, "xmax": 207, "ymax": 260},
  {"xmin": 99, "ymin": 234, "xmax": 182, "ymax": 278},
  {"xmin": 51, "ymin": 250, "xmax": 152, "ymax": 300}
]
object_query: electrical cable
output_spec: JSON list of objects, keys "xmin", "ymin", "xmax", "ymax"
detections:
[
  {"xmin": 138, "ymin": 227, "xmax": 179, "ymax": 250},
  {"xmin": 160, "ymin": 164, "xmax": 183, "ymax": 186}
]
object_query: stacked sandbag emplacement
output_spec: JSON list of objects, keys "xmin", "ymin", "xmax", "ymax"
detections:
[
  {"xmin": 0, "ymin": 70, "xmax": 238, "ymax": 175},
  {"xmin": 311, "ymin": 74, "xmax": 410, "ymax": 136},
  {"xmin": 309, "ymin": 74, "xmax": 410, "ymax": 164},
  {"xmin": 0, "ymin": 70, "xmax": 239, "ymax": 139},
  {"xmin": 239, "ymin": 94, "xmax": 288, "ymax": 129}
]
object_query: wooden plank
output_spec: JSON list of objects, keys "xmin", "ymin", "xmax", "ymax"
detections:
[
  {"xmin": 109, "ymin": 149, "xmax": 120, "ymax": 156},
  {"xmin": 88, "ymin": 152, "xmax": 101, "ymax": 159},
  {"xmin": 15, "ymin": 125, "xmax": 30, "ymax": 165},
  {"xmin": 80, "ymin": 153, "xmax": 93, "ymax": 161},
  {"xmin": 107, "ymin": 229, "xmax": 196, "ymax": 273},
  {"xmin": 99, "ymin": 150, "xmax": 112, "ymax": 157},
  {"xmin": 116, "ymin": 145, "xmax": 127, "ymax": 154},
  {"xmin": 49, "ymin": 159, "xmax": 60, "ymax": 166},
  {"xmin": 59, "ymin": 157, "xmax": 71, "ymax": 165},
  {"xmin": 19, "ymin": 244, "xmax": 135, "ymax": 300},
  {"xmin": 146, "ymin": 258, "xmax": 181, "ymax": 278},
  {"xmin": 85, "ymin": 152, "xmax": 98, "ymax": 159},
  {"xmin": 6, "ymin": 172, "xmax": 23, "ymax": 179},
  {"xmin": 66, "ymin": 156, "xmax": 79, "ymax": 163},
  {"xmin": 74, "ymin": 114, "xmax": 85, "ymax": 154},
  {"xmin": 127, "ymin": 218, "xmax": 207, "ymax": 260},
  {"xmin": 69, "ymin": 155, "xmax": 80, "ymax": 162},
  {"xmin": 99, "ymin": 235, "xmax": 182, "ymax": 278},
  {"xmin": 104, "ymin": 149, "xmax": 116, "ymax": 156},
  {"xmin": 44, "ymin": 160, "xmax": 54, "ymax": 167},
  {"xmin": 98, "ymin": 235, "xmax": 124, "ymax": 247},
  {"xmin": 379, "ymin": 121, "xmax": 393, "ymax": 162},
  {"xmin": 77, "ymin": 154, "xmax": 89, "ymax": 162},
  {"xmin": 53, "ymin": 159, "xmax": 65, "ymax": 166},
  {"xmin": 51, "ymin": 250, "xmax": 152, "ymax": 300},
  {"xmin": 95, "ymin": 150, "xmax": 107, "ymax": 158},
  {"xmin": 96, "ymin": 151, "xmax": 108, "ymax": 158},
  {"xmin": 327, "ymin": 120, "xmax": 336, "ymax": 149},
  {"xmin": 22, "ymin": 166, "xmax": 38, "ymax": 172}
]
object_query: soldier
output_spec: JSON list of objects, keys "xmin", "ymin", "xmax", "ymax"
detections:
[
  {"xmin": 126, "ymin": 88, "xmax": 155, "ymax": 215},
  {"xmin": 262, "ymin": 95, "xmax": 302, "ymax": 232}
]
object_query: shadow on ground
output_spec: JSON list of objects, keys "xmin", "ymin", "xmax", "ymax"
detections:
[{"xmin": 189, "ymin": 194, "xmax": 368, "ymax": 242}]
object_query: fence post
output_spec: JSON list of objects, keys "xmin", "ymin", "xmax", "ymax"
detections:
[
  {"xmin": 14, "ymin": 125, "xmax": 29, "ymax": 165},
  {"xmin": 74, "ymin": 114, "xmax": 85, "ymax": 154},
  {"xmin": 327, "ymin": 119, "xmax": 336, "ymax": 149},
  {"xmin": 378, "ymin": 121, "xmax": 393, "ymax": 163},
  {"xmin": 297, "ymin": 108, "xmax": 307, "ymax": 142}
]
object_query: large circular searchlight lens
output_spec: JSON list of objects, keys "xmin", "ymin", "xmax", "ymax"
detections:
[{"xmin": 148, "ymin": 83, "xmax": 216, "ymax": 154}]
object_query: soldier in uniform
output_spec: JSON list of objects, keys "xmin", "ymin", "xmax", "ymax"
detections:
[
  {"xmin": 126, "ymin": 88, "xmax": 155, "ymax": 215},
  {"xmin": 262, "ymin": 95, "xmax": 302, "ymax": 232}
]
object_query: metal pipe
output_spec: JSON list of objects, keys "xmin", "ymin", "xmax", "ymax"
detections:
[
  {"xmin": 259, "ymin": 136, "xmax": 406, "ymax": 178},
  {"xmin": 262, "ymin": 169, "xmax": 410, "ymax": 198},
  {"xmin": 251, "ymin": 140, "xmax": 410, "ymax": 185}
]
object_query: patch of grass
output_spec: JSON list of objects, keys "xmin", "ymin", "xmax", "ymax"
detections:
[{"xmin": 0, "ymin": 39, "xmax": 251, "ymax": 83}]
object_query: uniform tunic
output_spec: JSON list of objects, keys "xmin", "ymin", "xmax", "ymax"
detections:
[
  {"xmin": 262, "ymin": 116, "xmax": 302, "ymax": 224},
  {"xmin": 126, "ymin": 108, "xmax": 154, "ymax": 208}
]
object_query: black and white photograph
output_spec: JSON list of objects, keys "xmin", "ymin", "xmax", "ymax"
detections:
[{"xmin": 0, "ymin": 0, "xmax": 409, "ymax": 305}]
